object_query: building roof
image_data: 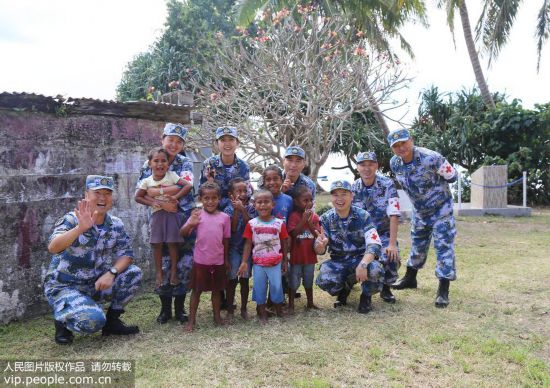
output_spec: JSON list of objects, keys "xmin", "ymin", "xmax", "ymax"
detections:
[{"xmin": 0, "ymin": 92, "xmax": 202, "ymax": 124}]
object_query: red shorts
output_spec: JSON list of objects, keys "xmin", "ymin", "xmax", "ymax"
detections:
[{"xmin": 189, "ymin": 263, "xmax": 227, "ymax": 292}]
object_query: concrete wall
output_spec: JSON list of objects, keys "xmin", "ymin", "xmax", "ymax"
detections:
[{"xmin": 0, "ymin": 110, "xmax": 167, "ymax": 323}]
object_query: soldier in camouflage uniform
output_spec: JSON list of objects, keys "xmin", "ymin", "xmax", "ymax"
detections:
[
  {"xmin": 44, "ymin": 175, "xmax": 142, "ymax": 345},
  {"xmin": 200, "ymin": 126, "xmax": 250, "ymax": 210},
  {"xmin": 352, "ymin": 151, "xmax": 401, "ymax": 304},
  {"xmin": 314, "ymin": 180, "xmax": 384, "ymax": 314},
  {"xmin": 388, "ymin": 128, "xmax": 457, "ymax": 308},
  {"xmin": 281, "ymin": 146, "xmax": 316, "ymax": 206},
  {"xmin": 136, "ymin": 123, "xmax": 195, "ymax": 324}
]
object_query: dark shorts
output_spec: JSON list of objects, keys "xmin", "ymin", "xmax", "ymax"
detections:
[
  {"xmin": 150, "ymin": 210, "xmax": 183, "ymax": 244},
  {"xmin": 189, "ymin": 263, "xmax": 227, "ymax": 292}
]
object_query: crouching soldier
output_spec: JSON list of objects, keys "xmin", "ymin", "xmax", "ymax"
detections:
[
  {"xmin": 44, "ymin": 175, "xmax": 142, "ymax": 344},
  {"xmin": 314, "ymin": 180, "xmax": 384, "ymax": 314}
]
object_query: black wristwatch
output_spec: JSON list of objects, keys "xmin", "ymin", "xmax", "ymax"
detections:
[{"xmin": 108, "ymin": 267, "xmax": 118, "ymax": 277}]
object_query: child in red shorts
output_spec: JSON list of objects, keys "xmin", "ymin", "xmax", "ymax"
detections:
[
  {"xmin": 288, "ymin": 186, "xmax": 320, "ymax": 313},
  {"xmin": 180, "ymin": 182, "xmax": 231, "ymax": 332}
]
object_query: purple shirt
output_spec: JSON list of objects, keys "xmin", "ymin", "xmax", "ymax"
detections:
[{"xmin": 185, "ymin": 210, "xmax": 231, "ymax": 265}]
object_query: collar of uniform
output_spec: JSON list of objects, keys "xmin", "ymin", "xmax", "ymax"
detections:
[
  {"xmin": 329, "ymin": 206, "xmax": 359, "ymax": 222},
  {"xmin": 213, "ymin": 154, "xmax": 240, "ymax": 168},
  {"xmin": 361, "ymin": 175, "xmax": 379, "ymax": 190},
  {"xmin": 397, "ymin": 146, "xmax": 419, "ymax": 167},
  {"xmin": 95, "ymin": 213, "xmax": 113, "ymax": 229}
]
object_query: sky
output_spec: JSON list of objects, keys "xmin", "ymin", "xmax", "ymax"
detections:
[
  {"xmin": 1, "ymin": 1, "xmax": 546, "ymax": 189},
  {"xmin": 1, "ymin": 1, "xmax": 547, "ymax": 124}
]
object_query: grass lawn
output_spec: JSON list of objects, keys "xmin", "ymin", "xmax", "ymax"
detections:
[{"xmin": 1, "ymin": 209, "xmax": 549, "ymax": 387}]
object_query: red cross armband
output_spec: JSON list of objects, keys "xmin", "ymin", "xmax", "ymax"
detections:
[
  {"xmin": 177, "ymin": 171, "xmax": 194, "ymax": 187},
  {"xmin": 437, "ymin": 160, "xmax": 456, "ymax": 180},
  {"xmin": 364, "ymin": 228, "xmax": 382, "ymax": 246},
  {"xmin": 386, "ymin": 197, "xmax": 401, "ymax": 216}
]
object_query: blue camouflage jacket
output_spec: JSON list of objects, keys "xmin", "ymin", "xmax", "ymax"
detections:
[
  {"xmin": 45, "ymin": 212, "xmax": 134, "ymax": 285},
  {"xmin": 390, "ymin": 146, "xmax": 457, "ymax": 216},
  {"xmin": 352, "ymin": 174, "xmax": 401, "ymax": 235},
  {"xmin": 319, "ymin": 206, "xmax": 381, "ymax": 260},
  {"xmin": 200, "ymin": 155, "xmax": 250, "ymax": 208}
]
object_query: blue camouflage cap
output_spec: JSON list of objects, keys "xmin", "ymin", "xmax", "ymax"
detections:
[
  {"xmin": 356, "ymin": 151, "xmax": 377, "ymax": 163},
  {"xmin": 86, "ymin": 175, "xmax": 114, "ymax": 191},
  {"xmin": 387, "ymin": 128, "xmax": 411, "ymax": 147},
  {"xmin": 215, "ymin": 126, "xmax": 238, "ymax": 140},
  {"xmin": 284, "ymin": 146, "xmax": 306, "ymax": 159},
  {"xmin": 330, "ymin": 180, "xmax": 352, "ymax": 193},
  {"xmin": 163, "ymin": 123, "xmax": 188, "ymax": 141}
]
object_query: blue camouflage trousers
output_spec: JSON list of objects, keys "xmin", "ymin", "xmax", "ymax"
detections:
[
  {"xmin": 156, "ymin": 209, "xmax": 194, "ymax": 297},
  {"xmin": 408, "ymin": 208, "xmax": 456, "ymax": 280},
  {"xmin": 379, "ymin": 233, "xmax": 400, "ymax": 285},
  {"xmin": 316, "ymin": 256, "xmax": 384, "ymax": 297},
  {"xmin": 44, "ymin": 264, "xmax": 142, "ymax": 334}
]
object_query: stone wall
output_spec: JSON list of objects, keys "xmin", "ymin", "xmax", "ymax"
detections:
[{"xmin": 0, "ymin": 110, "xmax": 172, "ymax": 323}]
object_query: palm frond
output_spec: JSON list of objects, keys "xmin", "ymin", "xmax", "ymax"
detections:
[
  {"xmin": 483, "ymin": 0, "xmax": 521, "ymax": 66},
  {"xmin": 536, "ymin": 0, "xmax": 550, "ymax": 72}
]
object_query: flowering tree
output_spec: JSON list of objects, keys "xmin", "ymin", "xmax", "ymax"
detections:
[{"xmin": 194, "ymin": 6, "xmax": 409, "ymax": 180}]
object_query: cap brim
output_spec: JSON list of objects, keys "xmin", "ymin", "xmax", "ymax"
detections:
[
  {"xmin": 89, "ymin": 186, "xmax": 114, "ymax": 191},
  {"xmin": 389, "ymin": 137, "xmax": 409, "ymax": 147}
]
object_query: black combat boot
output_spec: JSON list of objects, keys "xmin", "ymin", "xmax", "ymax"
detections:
[
  {"xmin": 156, "ymin": 295, "xmax": 172, "ymax": 324},
  {"xmin": 102, "ymin": 308, "xmax": 139, "ymax": 336},
  {"xmin": 357, "ymin": 294, "xmax": 373, "ymax": 314},
  {"xmin": 391, "ymin": 266, "xmax": 418, "ymax": 290},
  {"xmin": 54, "ymin": 320, "xmax": 73, "ymax": 345},
  {"xmin": 380, "ymin": 284, "xmax": 396, "ymax": 303},
  {"xmin": 435, "ymin": 279, "xmax": 450, "ymax": 308},
  {"xmin": 333, "ymin": 285, "xmax": 351, "ymax": 308},
  {"xmin": 174, "ymin": 295, "xmax": 189, "ymax": 323}
]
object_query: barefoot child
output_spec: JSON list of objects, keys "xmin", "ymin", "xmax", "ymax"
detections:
[
  {"xmin": 135, "ymin": 148, "xmax": 192, "ymax": 288},
  {"xmin": 287, "ymin": 186, "xmax": 320, "ymax": 313},
  {"xmin": 222, "ymin": 178, "xmax": 256, "ymax": 320},
  {"xmin": 180, "ymin": 182, "xmax": 231, "ymax": 331},
  {"xmin": 238, "ymin": 190, "xmax": 289, "ymax": 324}
]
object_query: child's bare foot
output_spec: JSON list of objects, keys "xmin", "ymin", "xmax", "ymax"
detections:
[
  {"xmin": 184, "ymin": 322, "xmax": 194, "ymax": 332},
  {"xmin": 259, "ymin": 316, "xmax": 268, "ymax": 325},
  {"xmin": 214, "ymin": 317, "xmax": 227, "ymax": 327},
  {"xmin": 155, "ymin": 272, "xmax": 163, "ymax": 288},
  {"xmin": 240, "ymin": 308, "xmax": 249, "ymax": 320},
  {"xmin": 286, "ymin": 306, "xmax": 295, "ymax": 315},
  {"xmin": 226, "ymin": 311, "xmax": 234, "ymax": 323},
  {"xmin": 306, "ymin": 303, "xmax": 320, "ymax": 310}
]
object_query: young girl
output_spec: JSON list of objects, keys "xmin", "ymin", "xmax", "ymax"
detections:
[
  {"xmin": 180, "ymin": 182, "xmax": 231, "ymax": 332},
  {"xmin": 222, "ymin": 178, "xmax": 256, "ymax": 320},
  {"xmin": 262, "ymin": 165, "xmax": 293, "ymax": 224},
  {"xmin": 287, "ymin": 186, "xmax": 320, "ymax": 313},
  {"xmin": 200, "ymin": 126, "xmax": 250, "ymax": 210},
  {"xmin": 135, "ymin": 123, "xmax": 195, "ymax": 324},
  {"xmin": 238, "ymin": 190, "xmax": 289, "ymax": 324},
  {"xmin": 135, "ymin": 147, "xmax": 192, "ymax": 288}
]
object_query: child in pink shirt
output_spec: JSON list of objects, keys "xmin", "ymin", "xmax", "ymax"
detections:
[{"xmin": 181, "ymin": 182, "xmax": 230, "ymax": 332}]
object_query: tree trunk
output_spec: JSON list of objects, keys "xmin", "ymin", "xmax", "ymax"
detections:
[
  {"xmin": 459, "ymin": 0, "xmax": 496, "ymax": 109},
  {"xmin": 365, "ymin": 83, "xmax": 390, "ymax": 135}
]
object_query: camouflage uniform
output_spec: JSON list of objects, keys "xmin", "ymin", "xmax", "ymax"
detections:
[
  {"xmin": 352, "ymin": 174, "xmax": 401, "ymax": 285},
  {"xmin": 315, "ymin": 206, "xmax": 384, "ymax": 297},
  {"xmin": 200, "ymin": 155, "xmax": 250, "ymax": 210},
  {"xmin": 44, "ymin": 212, "xmax": 142, "ymax": 334},
  {"xmin": 283, "ymin": 172, "xmax": 316, "ymax": 203},
  {"xmin": 137, "ymin": 153, "xmax": 195, "ymax": 296},
  {"xmin": 390, "ymin": 146, "xmax": 457, "ymax": 280}
]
